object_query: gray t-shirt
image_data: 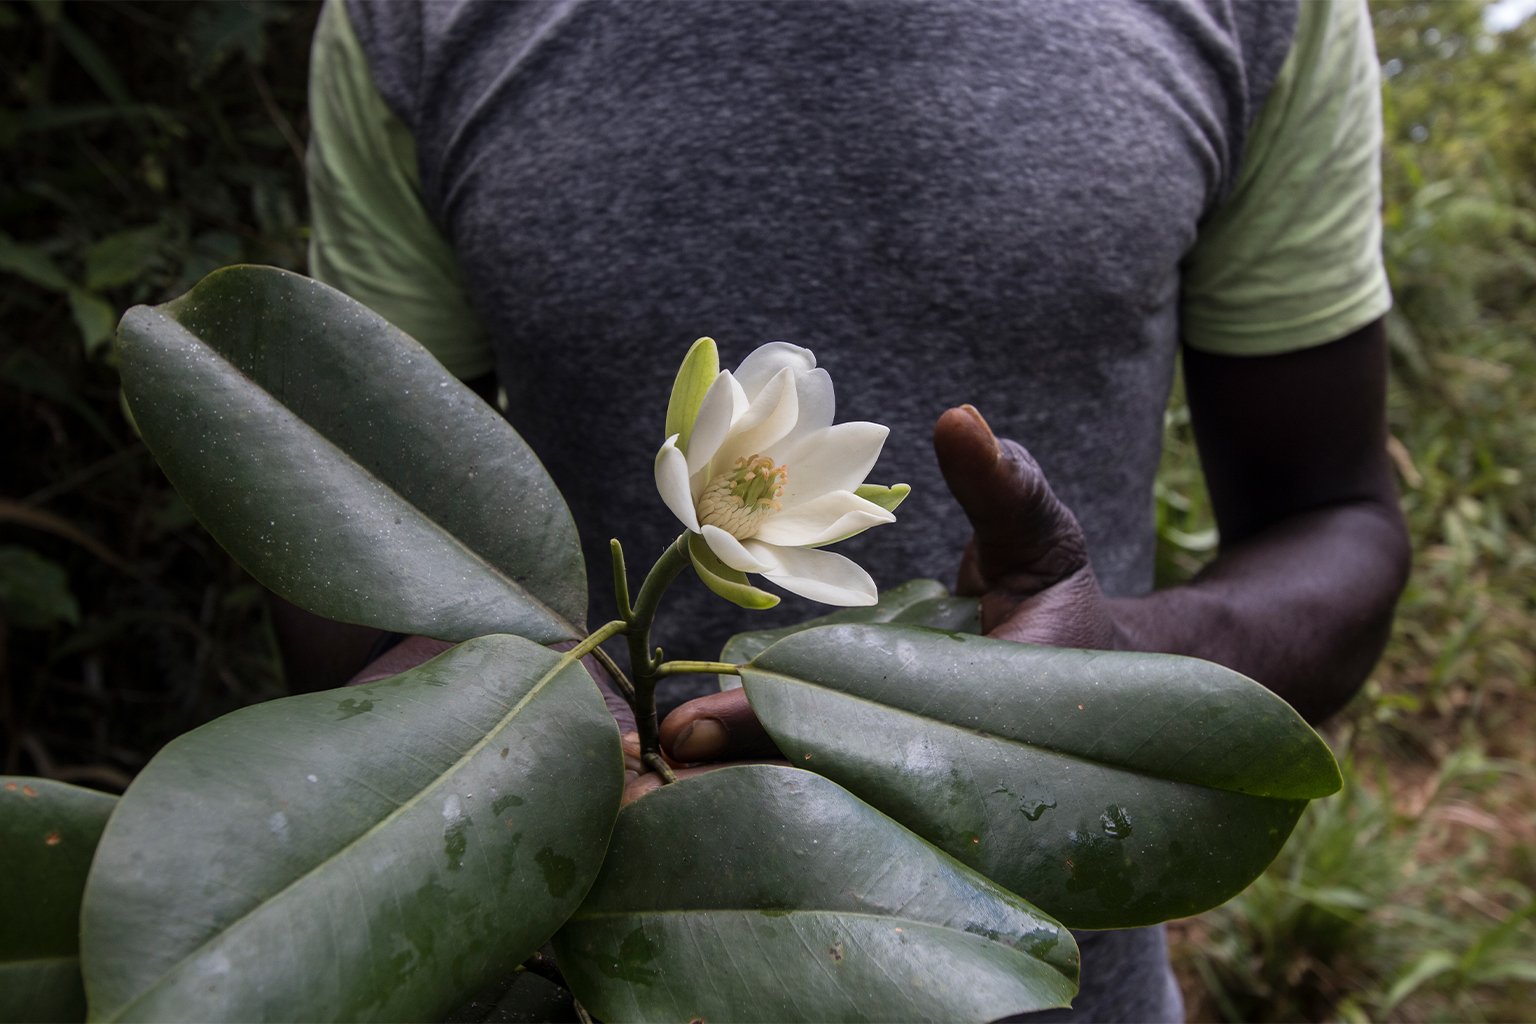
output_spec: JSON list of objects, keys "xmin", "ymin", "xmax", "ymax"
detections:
[{"xmin": 307, "ymin": 2, "xmax": 1390, "ymax": 1019}]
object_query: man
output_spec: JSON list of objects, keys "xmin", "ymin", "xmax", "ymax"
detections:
[{"xmin": 299, "ymin": 1, "xmax": 1409, "ymax": 1018}]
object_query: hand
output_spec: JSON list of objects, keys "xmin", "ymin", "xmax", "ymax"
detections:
[
  {"xmin": 934, "ymin": 404, "xmax": 1124, "ymax": 651},
  {"xmin": 650, "ymin": 404, "xmax": 1128, "ymax": 769},
  {"xmin": 611, "ymin": 690, "xmax": 784, "ymax": 803},
  {"xmin": 658, "ymin": 687, "xmax": 782, "ymax": 761},
  {"xmin": 620, "ymin": 728, "xmax": 782, "ymax": 804}
]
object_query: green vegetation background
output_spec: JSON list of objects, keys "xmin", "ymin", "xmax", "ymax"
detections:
[{"xmin": 1, "ymin": 2, "xmax": 1531, "ymax": 1020}]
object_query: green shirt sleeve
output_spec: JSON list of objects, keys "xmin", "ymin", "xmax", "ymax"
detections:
[
  {"xmin": 305, "ymin": 0, "xmax": 494, "ymax": 380},
  {"xmin": 1180, "ymin": 0, "xmax": 1392, "ymax": 356}
]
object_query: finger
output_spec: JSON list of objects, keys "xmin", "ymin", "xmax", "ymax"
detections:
[
  {"xmin": 621, "ymin": 760, "xmax": 790, "ymax": 807},
  {"xmin": 955, "ymin": 537, "xmax": 986, "ymax": 597},
  {"xmin": 623, "ymin": 771, "xmax": 663, "ymax": 806},
  {"xmin": 620, "ymin": 731, "xmax": 645, "ymax": 774},
  {"xmin": 933, "ymin": 405, "xmax": 1089, "ymax": 590},
  {"xmin": 659, "ymin": 688, "xmax": 781, "ymax": 763},
  {"xmin": 620, "ymin": 764, "xmax": 724, "ymax": 806},
  {"xmin": 984, "ymin": 569, "xmax": 1121, "ymax": 650}
]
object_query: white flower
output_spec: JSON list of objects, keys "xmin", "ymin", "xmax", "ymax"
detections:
[{"xmin": 655, "ymin": 339, "xmax": 906, "ymax": 608}]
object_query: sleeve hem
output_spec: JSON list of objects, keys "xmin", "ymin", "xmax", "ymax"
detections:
[
  {"xmin": 307, "ymin": 0, "xmax": 494, "ymax": 383},
  {"xmin": 1180, "ymin": 0, "xmax": 1389, "ymax": 359},
  {"xmin": 1184, "ymin": 277, "xmax": 1392, "ymax": 356}
]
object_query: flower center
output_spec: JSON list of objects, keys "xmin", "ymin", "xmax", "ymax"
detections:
[{"xmin": 697, "ymin": 454, "xmax": 788, "ymax": 539}]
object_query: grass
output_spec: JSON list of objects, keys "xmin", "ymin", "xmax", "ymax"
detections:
[
  {"xmin": 1163, "ymin": 4, "xmax": 1536, "ymax": 1019},
  {"xmin": 1172, "ymin": 738, "xmax": 1536, "ymax": 1022}
]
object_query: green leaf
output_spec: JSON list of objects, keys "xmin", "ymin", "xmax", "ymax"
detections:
[
  {"xmin": 741, "ymin": 624, "xmax": 1342, "ymax": 930},
  {"xmin": 84, "ymin": 227, "xmax": 164, "ymax": 291},
  {"xmin": 854, "ymin": 481, "xmax": 911, "ymax": 513},
  {"xmin": 80, "ymin": 635, "xmax": 622, "ymax": 1022},
  {"xmin": 663, "ymin": 336, "xmax": 719, "ymax": 454},
  {"xmin": 0, "ymin": 778, "xmax": 117, "ymax": 1024},
  {"xmin": 0, "ymin": 547, "xmax": 81, "ymax": 630},
  {"xmin": 809, "ymin": 482, "xmax": 912, "ymax": 548},
  {"xmin": 0, "ymin": 233, "xmax": 71, "ymax": 291},
  {"xmin": 115, "ymin": 265, "xmax": 586, "ymax": 643},
  {"xmin": 686, "ymin": 531, "xmax": 778, "ymax": 611},
  {"xmin": 67, "ymin": 289, "xmax": 117, "ymax": 356},
  {"xmin": 553, "ymin": 766, "xmax": 1078, "ymax": 1023},
  {"xmin": 1378, "ymin": 950, "xmax": 1458, "ymax": 1016},
  {"xmin": 443, "ymin": 971, "xmax": 573, "ymax": 1024},
  {"xmin": 52, "ymin": 13, "xmax": 133, "ymax": 107},
  {"xmin": 181, "ymin": 2, "xmax": 290, "ymax": 86},
  {"xmin": 891, "ymin": 594, "xmax": 983, "ymax": 633},
  {"xmin": 717, "ymin": 578, "xmax": 971, "ymax": 688}
]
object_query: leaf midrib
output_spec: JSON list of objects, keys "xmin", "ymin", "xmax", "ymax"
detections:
[
  {"xmin": 100, "ymin": 644, "xmax": 588, "ymax": 1022},
  {"xmin": 564, "ymin": 908, "xmax": 1073, "ymax": 975},
  {"xmin": 129, "ymin": 305, "xmax": 579, "ymax": 637},
  {"xmin": 744, "ymin": 666, "xmax": 1284, "ymax": 798}
]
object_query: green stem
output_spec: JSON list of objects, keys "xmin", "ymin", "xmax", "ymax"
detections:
[
  {"xmin": 591, "ymin": 644, "xmax": 635, "ymax": 703},
  {"xmin": 609, "ymin": 538, "xmax": 632, "ymax": 620},
  {"xmin": 625, "ymin": 534, "xmax": 692, "ymax": 771},
  {"xmin": 654, "ymin": 660, "xmax": 741, "ymax": 677},
  {"xmin": 630, "ymin": 533, "xmax": 691, "ymax": 634},
  {"xmin": 643, "ymin": 752, "xmax": 678, "ymax": 784},
  {"xmin": 567, "ymin": 619, "xmax": 628, "ymax": 663}
]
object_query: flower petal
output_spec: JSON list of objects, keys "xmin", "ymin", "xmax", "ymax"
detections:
[
  {"xmin": 775, "ymin": 367, "xmax": 835, "ymax": 448},
  {"xmin": 687, "ymin": 532, "xmax": 780, "ymax": 610},
  {"xmin": 775, "ymin": 421, "xmax": 890, "ymax": 503},
  {"xmin": 664, "ymin": 337, "xmax": 720, "ymax": 453},
  {"xmin": 733, "ymin": 342, "xmax": 816, "ymax": 400},
  {"xmin": 716, "ymin": 366, "xmax": 800, "ymax": 468},
  {"xmin": 654, "ymin": 435, "xmax": 700, "ymax": 533},
  {"xmin": 854, "ymin": 482, "xmax": 911, "ymax": 514},
  {"xmin": 702, "ymin": 525, "xmax": 775, "ymax": 573},
  {"xmin": 744, "ymin": 541, "xmax": 879, "ymax": 607},
  {"xmin": 685, "ymin": 371, "xmax": 747, "ymax": 480},
  {"xmin": 752, "ymin": 490, "xmax": 895, "ymax": 547}
]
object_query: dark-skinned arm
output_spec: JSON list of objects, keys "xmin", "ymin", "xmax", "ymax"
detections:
[
  {"xmin": 659, "ymin": 318, "xmax": 1410, "ymax": 765},
  {"xmin": 933, "ymin": 317, "xmax": 1409, "ymax": 724},
  {"xmin": 1108, "ymin": 317, "xmax": 1410, "ymax": 721}
]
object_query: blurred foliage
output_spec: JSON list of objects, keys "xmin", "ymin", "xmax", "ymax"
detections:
[
  {"xmin": 0, "ymin": 0, "xmax": 1532, "ymax": 1019},
  {"xmin": 1177, "ymin": 744, "xmax": 1536, "ymax": 1023},
  {"xmin": 1161, "ymin": 1, "xmax": 1536, "ymax": 1019},
  {"xmin": 0, "ymin": 0, "xmax": 316, "ymax": 788},
  {"xmin": 1371, "ymin": 0, "xmax": 1536, "ymax": 729}
]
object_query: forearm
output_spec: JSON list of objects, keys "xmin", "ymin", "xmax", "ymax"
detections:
[{"xmin": 1107, "ymin": 498, "xmax": 1409, "ymax": 723}]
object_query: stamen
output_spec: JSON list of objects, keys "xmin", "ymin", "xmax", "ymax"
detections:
[{"xmin": 698, "ymin": 454, "xmax": 789, "ymax": 538}]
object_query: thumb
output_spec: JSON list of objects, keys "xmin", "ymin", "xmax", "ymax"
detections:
[
  {"xmin": 659, "ymin": 687, "xmax": 780, "ymax": 763},
  {"xmin": 933, "ymin": 405, "xmax": 1089, "ymax": 592}
]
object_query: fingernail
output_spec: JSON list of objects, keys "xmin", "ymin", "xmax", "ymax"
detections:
[
  {"xmin": 672, "ymin": 718, "xmax": 728, "ymax": 760},
  {"xmin": 959, "ymin": 404, "xmax": 1001, "ymax": 456}
]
